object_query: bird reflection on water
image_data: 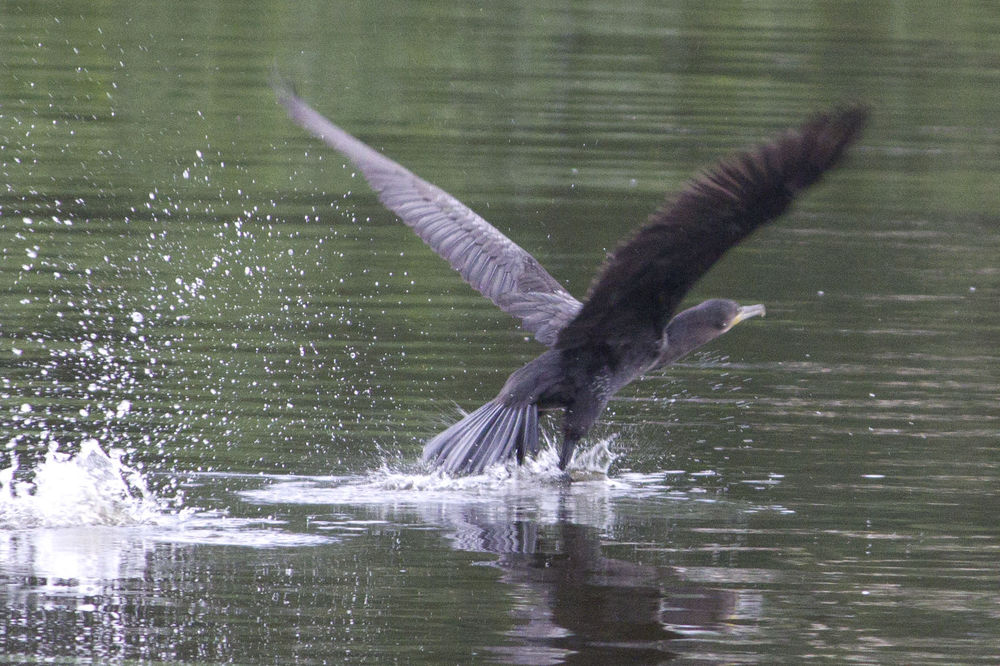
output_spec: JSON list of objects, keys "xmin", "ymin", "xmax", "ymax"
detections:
[
  {"xmin": 240, "ymin": 466, "xmax": 747, "ymax": 662},
  {"xmin": 276, "ymin": 84, "xmax": 867, "ymax": 475},
  {"xmin": 446, "ymin": 511, "xmax": 737, "ymax": 663}
]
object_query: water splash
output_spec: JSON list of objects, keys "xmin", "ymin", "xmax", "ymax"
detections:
[
  {"xmin": 236, "ymin": 436, "xmax": 663, "ymax": 535},
  {"xmin": 386, "ymin": 435, "xmax": 617, "ymax": 488},
  {"xmin": 0, "ymin": 439, "xmax": 174, "ymax": 529}
]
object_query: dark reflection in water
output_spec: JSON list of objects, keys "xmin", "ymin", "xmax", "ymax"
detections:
[
  {"xmin": 0, "ymin": 471, "xmax": 744, "ymax": 663},
  {"xmin": 446, "ymin": 513, "xmax": 735, "ymax": 664}
]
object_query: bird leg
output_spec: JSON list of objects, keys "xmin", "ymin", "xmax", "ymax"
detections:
[{"xmin": 559, "ymin": 392, "xmax": 608, "ymax": 469}]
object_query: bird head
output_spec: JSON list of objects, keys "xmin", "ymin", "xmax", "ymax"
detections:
[{"xmin": 657, "ymin": 299, "xmax": 766, "ymax": 367}]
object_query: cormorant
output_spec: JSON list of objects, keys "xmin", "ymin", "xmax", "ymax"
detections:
[{"xmin": 276, "ymin": 85, "xmax": 867, "ymax": 474}]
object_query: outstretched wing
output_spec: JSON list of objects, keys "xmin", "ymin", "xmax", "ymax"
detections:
[
  {"xmin": 275, "ymin": 83, "xmax": 581, "ymax": 347},
  {"xmin": 556, "ymin": 106, "xmax": 868, "ymax": 350}
]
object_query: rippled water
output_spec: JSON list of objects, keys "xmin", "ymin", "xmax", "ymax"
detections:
[{"xmin": 2, "ymin": 1, "xmax": 999, "ymax": 663}]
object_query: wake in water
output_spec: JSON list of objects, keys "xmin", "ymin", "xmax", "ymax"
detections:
[
  {"xmin": 0, "ymin": 439, "xmax": 175, "ymax": 529},
  {"xmin": 0, "ymin": 430, "xmax": 615, "ymax": 530},
  {"xmin": 239, "ymin": 435, "xmax": 633, "ymax": 513},
  {"xmin": 382, "ymin": 433, "xmax": 619, "ymax": 491}
]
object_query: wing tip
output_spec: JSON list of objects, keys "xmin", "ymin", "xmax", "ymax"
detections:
[
  {"xmin": 553, "ymin": 102, "xmax": 870, "ymax": 350},
  {"xmin": 270, "ymin": 68, "xmax": 298, "ymax": 107},
  {"xmin": 787, "ymin": 102, "xmax": 870, "ymax": 189}
]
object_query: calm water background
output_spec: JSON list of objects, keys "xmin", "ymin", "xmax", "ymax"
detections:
[{"xmin": 2, "ymin": 1, "xmax": 999, "ymax": 663}]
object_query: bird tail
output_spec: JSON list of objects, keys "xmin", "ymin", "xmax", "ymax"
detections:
[{"xmin": 421, "ymin": 400, "xmax": 539, "ymax": 475}]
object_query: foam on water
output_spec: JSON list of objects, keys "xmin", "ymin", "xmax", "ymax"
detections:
[
  {"xmin": 243, "ymin": 436, "xmax": 613, "ymax": 500},
  {"xmin": 235, "ymin": 436, "xmax": 682, "ymax": 533},
  {"xmin": 380, "ymin": 435, "xmax": 618, "ymax": 491},
  {"xmin": 0, "ymin": 439, "xmax": 175, "ymax": 529}
]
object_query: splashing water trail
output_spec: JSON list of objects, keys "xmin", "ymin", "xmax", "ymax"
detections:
[
  {"xmin": 375, "ymin": 432, "xmax": 618, "ymax": 490},
  {"xmin": 0, "ymin": 439, "xmax": 172, "ymax": 529},
  {"xmin": 240, "ymin": 434, "xmax": 625, "ymax": 511}
]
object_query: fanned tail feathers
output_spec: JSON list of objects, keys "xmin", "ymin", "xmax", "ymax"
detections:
[{"xmin": 422, "ymin": 401, "xmax": 539, "ymax": 475}]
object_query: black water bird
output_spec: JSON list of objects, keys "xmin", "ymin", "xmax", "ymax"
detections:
[{"xmin": 276, "ymin": 85, "xmax": 867, "ymax": 475}]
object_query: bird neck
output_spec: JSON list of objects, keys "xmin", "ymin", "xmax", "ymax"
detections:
[{"xmin": 655, "ymin": 315, "xmax": 706, "ymax": 369}]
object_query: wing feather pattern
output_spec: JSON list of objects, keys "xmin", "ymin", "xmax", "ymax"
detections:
[
  {"xmin": 556, "ymin": 106, "xmax": 868, "ymax": 350},
  {"xmin": 275, "ymin": 84, "xmax": 580, "ymax": 347}
]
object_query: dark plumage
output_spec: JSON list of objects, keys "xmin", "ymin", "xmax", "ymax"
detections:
[{"xmin": 276, "ymin": 84, "xmax": 867, "ymax": 474}]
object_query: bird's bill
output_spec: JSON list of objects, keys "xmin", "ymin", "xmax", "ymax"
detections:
[{"xmin": 730, "ymin": 303, "xmax": 766, "ymax": 328}]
